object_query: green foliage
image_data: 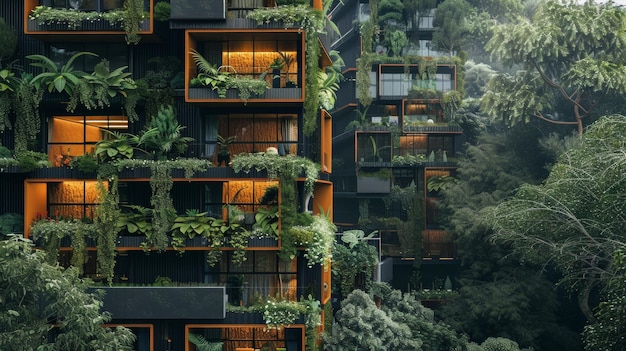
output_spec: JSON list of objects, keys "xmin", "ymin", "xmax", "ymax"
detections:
[
  {"xmin": 324, "ymin": 289, "xmax": 422, "ymax": 350},
  {"xmin": 94, "ymin": 178, "xmax": 121, "ymax": 284},
  {"xmin": 231, "ymin": 153, "xmax": 320, "ymax": 197},
  {"xmin": 28, "ymin": 51, "xmax": 95, "ymax": 95},
  {"xmin": 432, "ymin": 0, "xmax": 474, "ymax": 56},
  {"xmin": 69, "ymin": 152, "xmax": 99, "ymax": 173},
  {"xmin": 190, "ymin": 49, "xmax": 269, "ymax": 102},
  {"xmin": 96, "ymin": 130, "xmax": 140, "ymax": 162},
  {"xmin": 139, "ymin": 105, "xmax": 194, "ymax": 160},
  {"xmin": 123, "ymin": 0, "xmax": 145, "ymax": 44},
  {"xmin": 333, "ymin": 231, "xmax": 378, "ymax": 297},
  {"xmin": 69, "ymin": 59, "xmax": 137, "ymax": 114},
  {"xmin": 583, "ymin": 248, "xmax": 626, "ymax": 351},
  {"xmin": 377, "ymin": 0, "xmax": 404, "ymax": 23},
  {"xmin": 117, "ymin": 205, "xmax": 153, "ymax": 236},
  {"xmin": 483, "ymin": 0, "xmax": 626, "ymax": 134},
  {"xmin": 253, "ymin": 205, "xmax": 280, "ymax": 239},
  {"xmin": 153, "ymin": 1, "xmax": 171, "ymax": 22},
  {"xmin": 0, "ymin": 213, "xmax": 23, "ymax": 235},
  {"xmin": 29, "ymin": 6, "xmax": 126, "ymax": 29},
  {"xmin": 0, "ymin": 18, "xmax": 17, "ymax": 62},
  {"xmin": 12, "ymin": 74, "xmax": 43, "ymax": 152},
  {"xmin": 0, "ymin": 236, "xmax": 136, "ymax": 350},
  {"xmin": 13, "ymin": 150, "xmax": 50, "ymax": 171},
  {"xmin": 490, "ymin": 115, "xmax": 626, "ymax": 323},
  {"xmin": 188, "ymin": 333, "xmax": 223, "ymax": 351}
]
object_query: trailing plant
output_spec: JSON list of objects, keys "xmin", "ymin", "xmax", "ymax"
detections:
[
  {"xmin": 94, "ymin": 178, "xmax": 121, "ymax": 285},
  {"xmin": 68, "ymin": 59, "xmax": 137, "ymax": 113},
  {"xmin": 31, "ymin": 218, "xmax": 95, "ymax": 272},
  {"xmin": 231, "ymin": 153, "xmax": 320, "ymax": 197},
  {"xmin": 226, "ymin": 221, "xmax": 250, "ymax": 265},
  {"xmin": 263, "ymin": 298, "xmax": 304, "ymax": 329},
  {"xmin": 299, "ymin": 214, "xmax": 336, "ymax": 267},
  {"xmin": 333, "ymin": 230, "xmax": 379, "ymax": 297},
  {"xmin": 123, "ymin": 0, "xmax": 145, "ymax": 44},
  {"xmin": 246, "ymin": 4, "xmax": 333, "ymax": 136},
  {"xmin": 115, "ymin": 158, "xmax": 214, "ymax": 178},
  {"xmin": 12, "ymin": 74, "xmax": 43, "ymax": 152},
  {"xmin": 147, "ymin": 162, "xmax": 175, "ymax": 251},
  {"xmin": 29, "ymin": 6, "xmax": 126, "ymax": 29}
]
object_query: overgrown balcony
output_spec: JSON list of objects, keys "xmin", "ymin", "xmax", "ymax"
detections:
[
  {"xmin": 24, "ymin": 0, "xmax": 153, "ymax": 40},
  {"xmin": 375, "ymin": 63, "xmax": 456, "ymax": 100},
  {"xmin": 185, "ymin": 30, "xmax": 305, "ymax": 104}
]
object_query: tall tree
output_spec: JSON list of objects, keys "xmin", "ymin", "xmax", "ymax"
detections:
[
  {"xmin": 0, "ymin": 236, "xmax": 135, "ymax": 351},
  {"xmin": 438, "ymin": 122, "xmax": 583, "ymax": 350},
  {"xmin": 482, "ymin": 0, "xmax": 626, "ymax": 135},
  {"xmin": 490, "ymin": 115, "xmax": 626, "ymax": 324},
  {"xmin": 432, "ymin": 0, "xmax": 475, "ymax": 57}
]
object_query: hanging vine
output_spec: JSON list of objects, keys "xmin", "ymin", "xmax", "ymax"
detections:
[
  {"xmin": 94, "ymin": 178, "xmax": 121, "ymax": 285},
  {"xmin": 13, "ymin": 77, "xmax": 42, "ymax": 152}
]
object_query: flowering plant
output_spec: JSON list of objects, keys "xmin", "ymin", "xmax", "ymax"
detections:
[{"xmin": 262, "ymin": 298, "xmax": 304, "ymax": 329}]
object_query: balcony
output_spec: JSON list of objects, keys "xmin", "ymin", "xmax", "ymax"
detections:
[
  {"xmin": 375, "ymin": 63, "xmax": 456, "ymax": 100},
  {"xmin": 422, "ymin": 230, "xmax": 456, "ymax": 260},
  {"xmin": 185, "ymin": 30, "xmax": 305, "ymax": 104},
  {"xmin": 24, "ymin": 0, "xmax": 153, "ymax": 38}
]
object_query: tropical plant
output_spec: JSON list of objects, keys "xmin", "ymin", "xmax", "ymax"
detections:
[
  {"xmin": 95, "ymin": 130, "xmax": 140, "ymax": 162},
  {"xmin": 190, "ymin": 49, "xmax": 268, "ymax": 102},
  {"xmin": 216, "ymin": 134, "xmax": 236, "ymax": 165},
  {"xmin": 170, "ymin": 209, "xmax": 212, "ymax": 251},
  {"xmin": 69, "ymin": 59, "xmax": 137, "ymax": 114},
  {"xmin": 117, "ymin": 205, "xmax": 153, "ymax": 237},
  {"xmin": 188, "ymin": 333, "xmax": 223, "ymax": 351},
  {"xmin": 139, "ymin": 105, "xmax": 194, "ymax": 160},
  {"xmin": 333, "ymin": 230, "xmax": 379, "ymax": 297},
  {"xmin": 427, "ymin": 175, "xmax": 457, "ymax": 192},
  {"xmin": 252, "ymin": 205, "xmax": 280, "ymax": 239},
  {"xmin": 27, "ymin": 51, "xmax": 95, "ymax": 96}
]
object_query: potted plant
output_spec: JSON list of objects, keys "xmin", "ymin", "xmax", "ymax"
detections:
[
  {"xmin": 270, "ymin": 57, "xmax": 284, "ymax": 88},
  {"xmin": 170, "ymin": 209, "xmax": 213, "ymax": 251},
  {"xmin": 216, "ymin": 135, "xmax": 235, "ymax": 166}
]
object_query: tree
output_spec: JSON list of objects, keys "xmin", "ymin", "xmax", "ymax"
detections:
[
  {"xmin": 432, "ymin": 0, "xmax": 475, "ymax": 57},
  {"xmin": 438, "ymin": 122, "xmax": 584, "ymax": 350},
  {"xmin": 0, "ymin": 236, "xmax": 135, "ymax": 350},
  {"xmin": 490, "ymin": 115, "xmax": 626, "ymax": 323},
  {"xmin": 324, "ymin": 289, "xmax": 421, "ymax": 350},
  {"xmin": 583, "ymin": 248, "xmax": 626, "ymax": 351},
  {"xmin": 482, "ymin": 0, "xmax": 626, "ymax": 135}
]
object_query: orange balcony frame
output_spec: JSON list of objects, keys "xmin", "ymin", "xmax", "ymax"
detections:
[
  {"xmin": 185, "ymin": 29, "xmax": 307, "ymax": 104},
  {"xmin": 185, "ymin": 324, "xmax": 305, "ymax": 351},
  {"xmin": 24, "ymin": 0, "xmax": 154, "ymax": 39}
]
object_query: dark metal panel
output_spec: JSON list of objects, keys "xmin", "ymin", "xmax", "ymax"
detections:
[{"xmin": 94, "ymin": 286, "xmax": 227, "ymax": 319}]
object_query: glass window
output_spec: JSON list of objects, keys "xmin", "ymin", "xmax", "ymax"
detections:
[{"xmin": 47, "ymin": 115, "xmax": 129, "ymax": 166}]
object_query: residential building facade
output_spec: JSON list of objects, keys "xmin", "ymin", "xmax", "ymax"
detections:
[{"xmin": 0, "ymin": 0, "xmax": 333, "ymax": 350}]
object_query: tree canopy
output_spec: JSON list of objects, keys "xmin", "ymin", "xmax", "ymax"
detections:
[
  {"xmin": 490, "ymin": 115, "xmax": 626, "ymax": 323},
  {"xmin": 0, "ymin": 236, "xmax": 135, "ymax": 351},
  {"xmin": 482, "ymin": 0, "xmax": 626, "ymax": 134}
]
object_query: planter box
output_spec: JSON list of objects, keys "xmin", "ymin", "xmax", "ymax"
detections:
[
  {"xmin": 247, "ymin": 237, "xmax": 278, "ymax": 248},
  {"xmin": 188, "ymin": 87, "xmax": 302, "ymax": 101},
  {"xmin": 28, "ymin": 18, "xmax": 150, "ymax": 32},
  {"xmin": 92, "ymin": 286, "xmax": 227, "ymax": 319},
  {"xmin": 223, "ymin": 311, "xmax": 264, "ymax": 324},
  {"xmin": 30, "ymin": 167, "xmax": 96, "ymax": 179}
]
